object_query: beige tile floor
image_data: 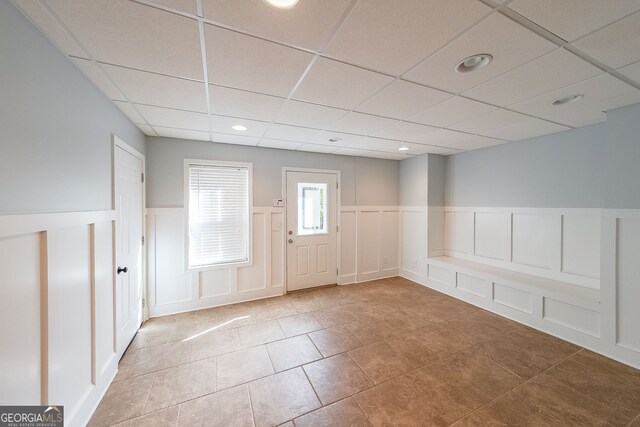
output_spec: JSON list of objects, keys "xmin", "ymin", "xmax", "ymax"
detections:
[{"xmin": 89, "ymin": 277, "xmax": 640, "ymax": 426}]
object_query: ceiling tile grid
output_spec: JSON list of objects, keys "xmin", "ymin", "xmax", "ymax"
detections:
[{"xmin": 12, "ymin": 0, "xmax": 640, "ymax": 158}]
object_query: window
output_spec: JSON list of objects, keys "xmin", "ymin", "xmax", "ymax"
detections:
[
  {"xmin": 185, "ymin": 160, "xmax": 252, "ymax": 269},
  {"xmin": 297, "ymin": 182, "xmax": 328, "ymax": 235}
]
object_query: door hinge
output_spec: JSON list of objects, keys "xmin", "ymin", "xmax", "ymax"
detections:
[
  {"xmin": 337, "ymin": 225, "xmax": 339, "ymax": 232},
  {"xmin": 141, "ymin": 173, "xmax": 145, "ymax": 183},
  {"xmin": 336, "ymin": 269, "xmax": 339, "ymax": 275},
  {"xmin": 336, "ymin": 182, "xmax": 339, "ymax": 190},
  {"xmin": 141, "ymin": 236, "xmax": 145, "ymax": 245},
  {"xmin": 142, "ymin": 298, "xmax": 146, "ymax": 308}
]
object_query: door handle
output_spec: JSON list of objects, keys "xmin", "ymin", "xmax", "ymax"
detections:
[
  {"xmin": 288, "ymin": 239, "xmax": 293, "ymax": 244},
  {"xmin": 117, "ymin": 266, "xmax": 128, "ymax": 274},
  {"xmin": 288, "ymin": 231, "xmax": 293, "ymax": 235}
]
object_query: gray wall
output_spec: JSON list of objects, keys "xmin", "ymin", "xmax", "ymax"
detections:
[
  {"xmin": 399, "ymin": 155, "xmax": 427, "ymax": 206},
  {"xmin": 445, "ymin": 102, "xmax": 640, "ymax": 208},
  {"xmin": 428, "ymin": 155, "xmax": 446, "ymax": 207},
  {"xmin": 603, "ymin": 103, "xmax": 640, "ymax": 208},
  {"xmin": 146, "ymin": 137, "xmax": 399, "ymax": 208},
  {"xmin": 445, "ymin": 123, "xmax": 607, "ymax": 208},
  {"xmin": 0, "ymin": 1, "xmax": 145, "ymax": 215}
]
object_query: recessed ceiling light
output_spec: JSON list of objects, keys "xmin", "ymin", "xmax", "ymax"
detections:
[
  {"xmin": 552, "ymin": 94, "xmax": 584, "ymax": 106},
  {"xmin": 398, "ymin": 146, "xmax": 410, "ymax": 151},
  {"xmin": 455, "ymin": 54, "xmax": 493, "ymax": 73},
  {"xmin": 328, "ymin": 137, "xmax": 342, "ymax": 143},
  {"xmin": 232, "ymin": 125, "xmax": 248, "ymax": 131},
  {"xmin": 263, "ymin": 0, "xmax": 299, "ymax": 9}
]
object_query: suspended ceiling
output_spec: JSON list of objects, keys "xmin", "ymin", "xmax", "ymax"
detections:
[{"xmin": 15, "ymin": 0, "xmax": 640, "ymax": 159}]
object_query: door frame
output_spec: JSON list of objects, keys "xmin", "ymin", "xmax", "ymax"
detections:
[
  {"xmin": 282, "ymin": 167, "xmax": 341, "ymax": 293},
  {"xmin": 111, "ymin": 135, "xmax": 147, "ymax": 355}
]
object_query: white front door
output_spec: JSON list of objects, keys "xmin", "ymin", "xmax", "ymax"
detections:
[
  {"xmin": 114, "ymin": 143, "xmax": 144, "ymax": 355},
  {"xmin": 286, "ymin": 171, "xmax": 338, "ymax": 291}
]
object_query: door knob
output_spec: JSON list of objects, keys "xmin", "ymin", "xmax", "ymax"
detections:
[
  {"xmin": 288, "ymin": 231, "xmax": 293, "ymax": 235},
  {"xmin": 288, "ymin": 239, "xmax": 293, "ymax": 244},
  {"xmin": 117, "ymin": 266, "xmax": 128, "ymax": 274}
]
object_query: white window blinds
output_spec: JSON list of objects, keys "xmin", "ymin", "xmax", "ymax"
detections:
[{"xmin": 187, "ymin": 162, "xmax": 250, "ymax": 268}]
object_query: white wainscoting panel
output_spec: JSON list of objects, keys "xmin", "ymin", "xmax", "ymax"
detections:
[
  {"xmin": 0, "ymin": 232, "xmax": 42, "ymax": 404},
  {"xmin": 443, "ymin": 207, "xmax": 599, "ymax": 289},
  {"xmin": 493, "ymin": 282, "xmax": 534, "ymax": 314},
  {"xmin": 147, "ymin": 207, "xmax": 284, "ymax": 317},
  {"xmin": 456, "ymin": 273, "xmax": 487, "ymax": 297},
  {"xmin": 48, "ymin": 225, "xmax": 93, "ymax": 419},
  {"xmin": 512, "ymin": 213, "xmax": 557, "ymax": 270},
  {"xmin": 382, "ymin": 211, "xmax": 399, "ymax": 273},
  {"xmin": 400, "ymin": 207, "xmax": 426, "ymax": 281},
  {"xmin": 339, "ymin": 209, "xmax": 357, "ymax": 284},
  {"xmin": 427, "ymin": 206, "xmax": 444, "ymax": 257},
  {"xmin": 474, "ymin": 212, "xmax": 510, "ymax": 261},
  {"xmin": 359, "ymin": 210, "xmax": 380, "ymax": 275},
  {"xmin": 0, "ymin": 211, "xmax": 118, "ymax": 427},
  {"xmin": 615, "ymin": 216, "xmax": 640, "ymax": 352},
  {"xmin": 427, "ymin": 265, "xmax": 454, "ymax": 287},
  {"xmin": 562, "ymin": 215, "xmax": 600, "ymax": 278},
  {"xmin": 444, "ymin": 211, "xmax": 473, "ymax": 255},
  {"xmin": 544, "ymin": 298, "xmax": 600, "ymax": 337}
]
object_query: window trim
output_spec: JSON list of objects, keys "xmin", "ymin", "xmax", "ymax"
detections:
[{"xmin": 184, "ymin": 159, "xmax": 253, "ymax": 272}]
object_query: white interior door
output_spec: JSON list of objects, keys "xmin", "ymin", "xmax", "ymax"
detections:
[
  {"xmin": 286, "ymin": 171, "xmax": 338, "ymax": 291},
  {"xmin": 114, "ymin": 144, "xmax": 144, "ymax": 355}
]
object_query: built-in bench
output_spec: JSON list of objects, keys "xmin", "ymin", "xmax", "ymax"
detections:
[{"xmin": 427, "ymin": 256, "xmax": 600, "ymax": 311}]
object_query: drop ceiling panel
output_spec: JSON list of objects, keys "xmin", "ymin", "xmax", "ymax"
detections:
[
  {"xmin": 323, "ymin": 0, "xmax": 492, "ymax": 76},
  {"xmin": 259, "ymin": 139, "xmax": 303, "ymax": 150},
  {"xmin": 263, "ymin": 124, "xmax": 321, "ymax": 142},
  {"xmin": 277, "ymin": 100, "xmax": 348, "ymax": 128},
  {"xmin": 619, "ymin": 60, "xmax": 640, "ymax": 83},
  {"xmin": 348, "ymin": 137, "xmax": 398, "ymax": 151},
  {"xmin": 482, "ymin": 119, "xmax": 569, "ymax": 141},
  {"xmin": 377, "ymin": 142, "xmax": 433, "ymax": 155},
  {"xmin": 508, "ymin": 74, "xmax": 637, "ymax": 122},
  {"xmin": 434, "ymin": 133, "xmax": 506, "ymax": 151},
  {"xmin": 72, "ymin": 58, "xmax": 125, "ymax": 101},
  {"xmin": 508, "ymin": 0, "xmax": 640, "ymax": 42},
  {"xmin": 16, "ymin": 0, "xmax": 87, "ymax": 58},
  {"xmin": 297, "ymin": 144, "xmax": 338, "ymax": 154},
  {"xmin": 146, "ymin": 0, "xmax": 197, "ymax": 14},
  {"xmin": 365, "ymin": 152, "xmax": 413, "ymax": 160},
  {"xmin": 103, "ymin": 64, "xmax": 207, "ymax": 112},
  {"xmin": 136, "ymin": 104, "xmax": 209, "ymax": 131},
  {"xmin": 208, "ymin": 85, "xmax": 286, "ymax": 122},
  {"xmin": 372, "ymin": 121, "xmax": 438, "ymax": 141},
  {"xmin": 48, "ymin": 0, "xmax": 203, "ymax": 79},
  {"xmin": 113, "ymin": 101, "xmax": 146, "ymax": 124},
  {"xmin": 154, "ymin": 126, "xmax": 210, "ymax": 141},
  {"xmin": 333, "ymin": 147, "xmax": 369, "ymax": 157},
  {"xmin": 327, "ymin": 112, "xmax": 396, "ymax": 135},
  {"xmin": 407, "ymin": 96, "xmax": 497, "ymax": 128},
  {"xmin": 450, "ymin": 109, "xmax": 531, "ymax": 135},
  {"xmin": 292, "ymin": 58, "xmax": 393, "ymax": 110},
  {"xmin": 411, "ymin": 128, "xmax": 504, "ymax": 150},
  {"xmin": 596, "ymin": 91, "xmax": 640, "ymax": 112},
  {"xmin": 210, "ymin": 115, "xmax": 270, "ymax": 137},
  {"xmin": 573, "ymin": 12, "xmax": 640, "ymax": 69},
  {"xmin": 463, "ymin": 49, "xmax": 603, "ymax": 106},
  {"xmin": 355, "ymin": 80, "xmax": 452, "ymax": 119},
  {"xmin": 308, "ymin": 131, "xmax": 365, "ymax": 146},
  {"xmin": 205, "ymin": 25, "xmax": 313, "ymax": 97},
  {"xmin": 547, "ymin": 105, "xmax": 607, "ymax": 127},
  {"xmin": 404, "ymin": 13, "xmax": 557, "ymax": 93},
  {"xmin": 202, "ymin": 0, "xmax": 350, "ymax": 51},
  {"xmin": 211, "ymin": 132, "xmax": 260, "ymax": 146}
]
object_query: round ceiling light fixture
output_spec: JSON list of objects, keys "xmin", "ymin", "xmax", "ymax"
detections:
[
  {"xmin": 263, "ymin": 0, "xmax": 299, "ymax": 9},
  {"xmin": 328, "ymin": 137, "xmax": 343, "ymax": 143},
  {"xmin": 398, "ymin": 146, "xmax": 410, "ymax": 151},
  {"xmin": 552, "ymin": 94, "xmax": 584, "ymax": 106},
  {"xmin": 232, "ymin": 124, "xmax": 248, "ymax": 131},
  {"xmin": 455, "ymin": 54, "xmax": 493, "ymax": 73}
]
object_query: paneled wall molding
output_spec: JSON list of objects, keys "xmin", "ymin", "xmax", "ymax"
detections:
[
  {"xmin": 148, "ymin": 205, "xmax": 399, "ymax": 316},
  {"xmin": 0, "ymin": 210, "xmax": 117, "ymax": 427},
  {"xmin": 402, "ymin": 206, "xmax": 640, "ymax": 370},
  {"xmin": 442, "ymin": 206, "xmax": 602, "ymax": 289}
]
